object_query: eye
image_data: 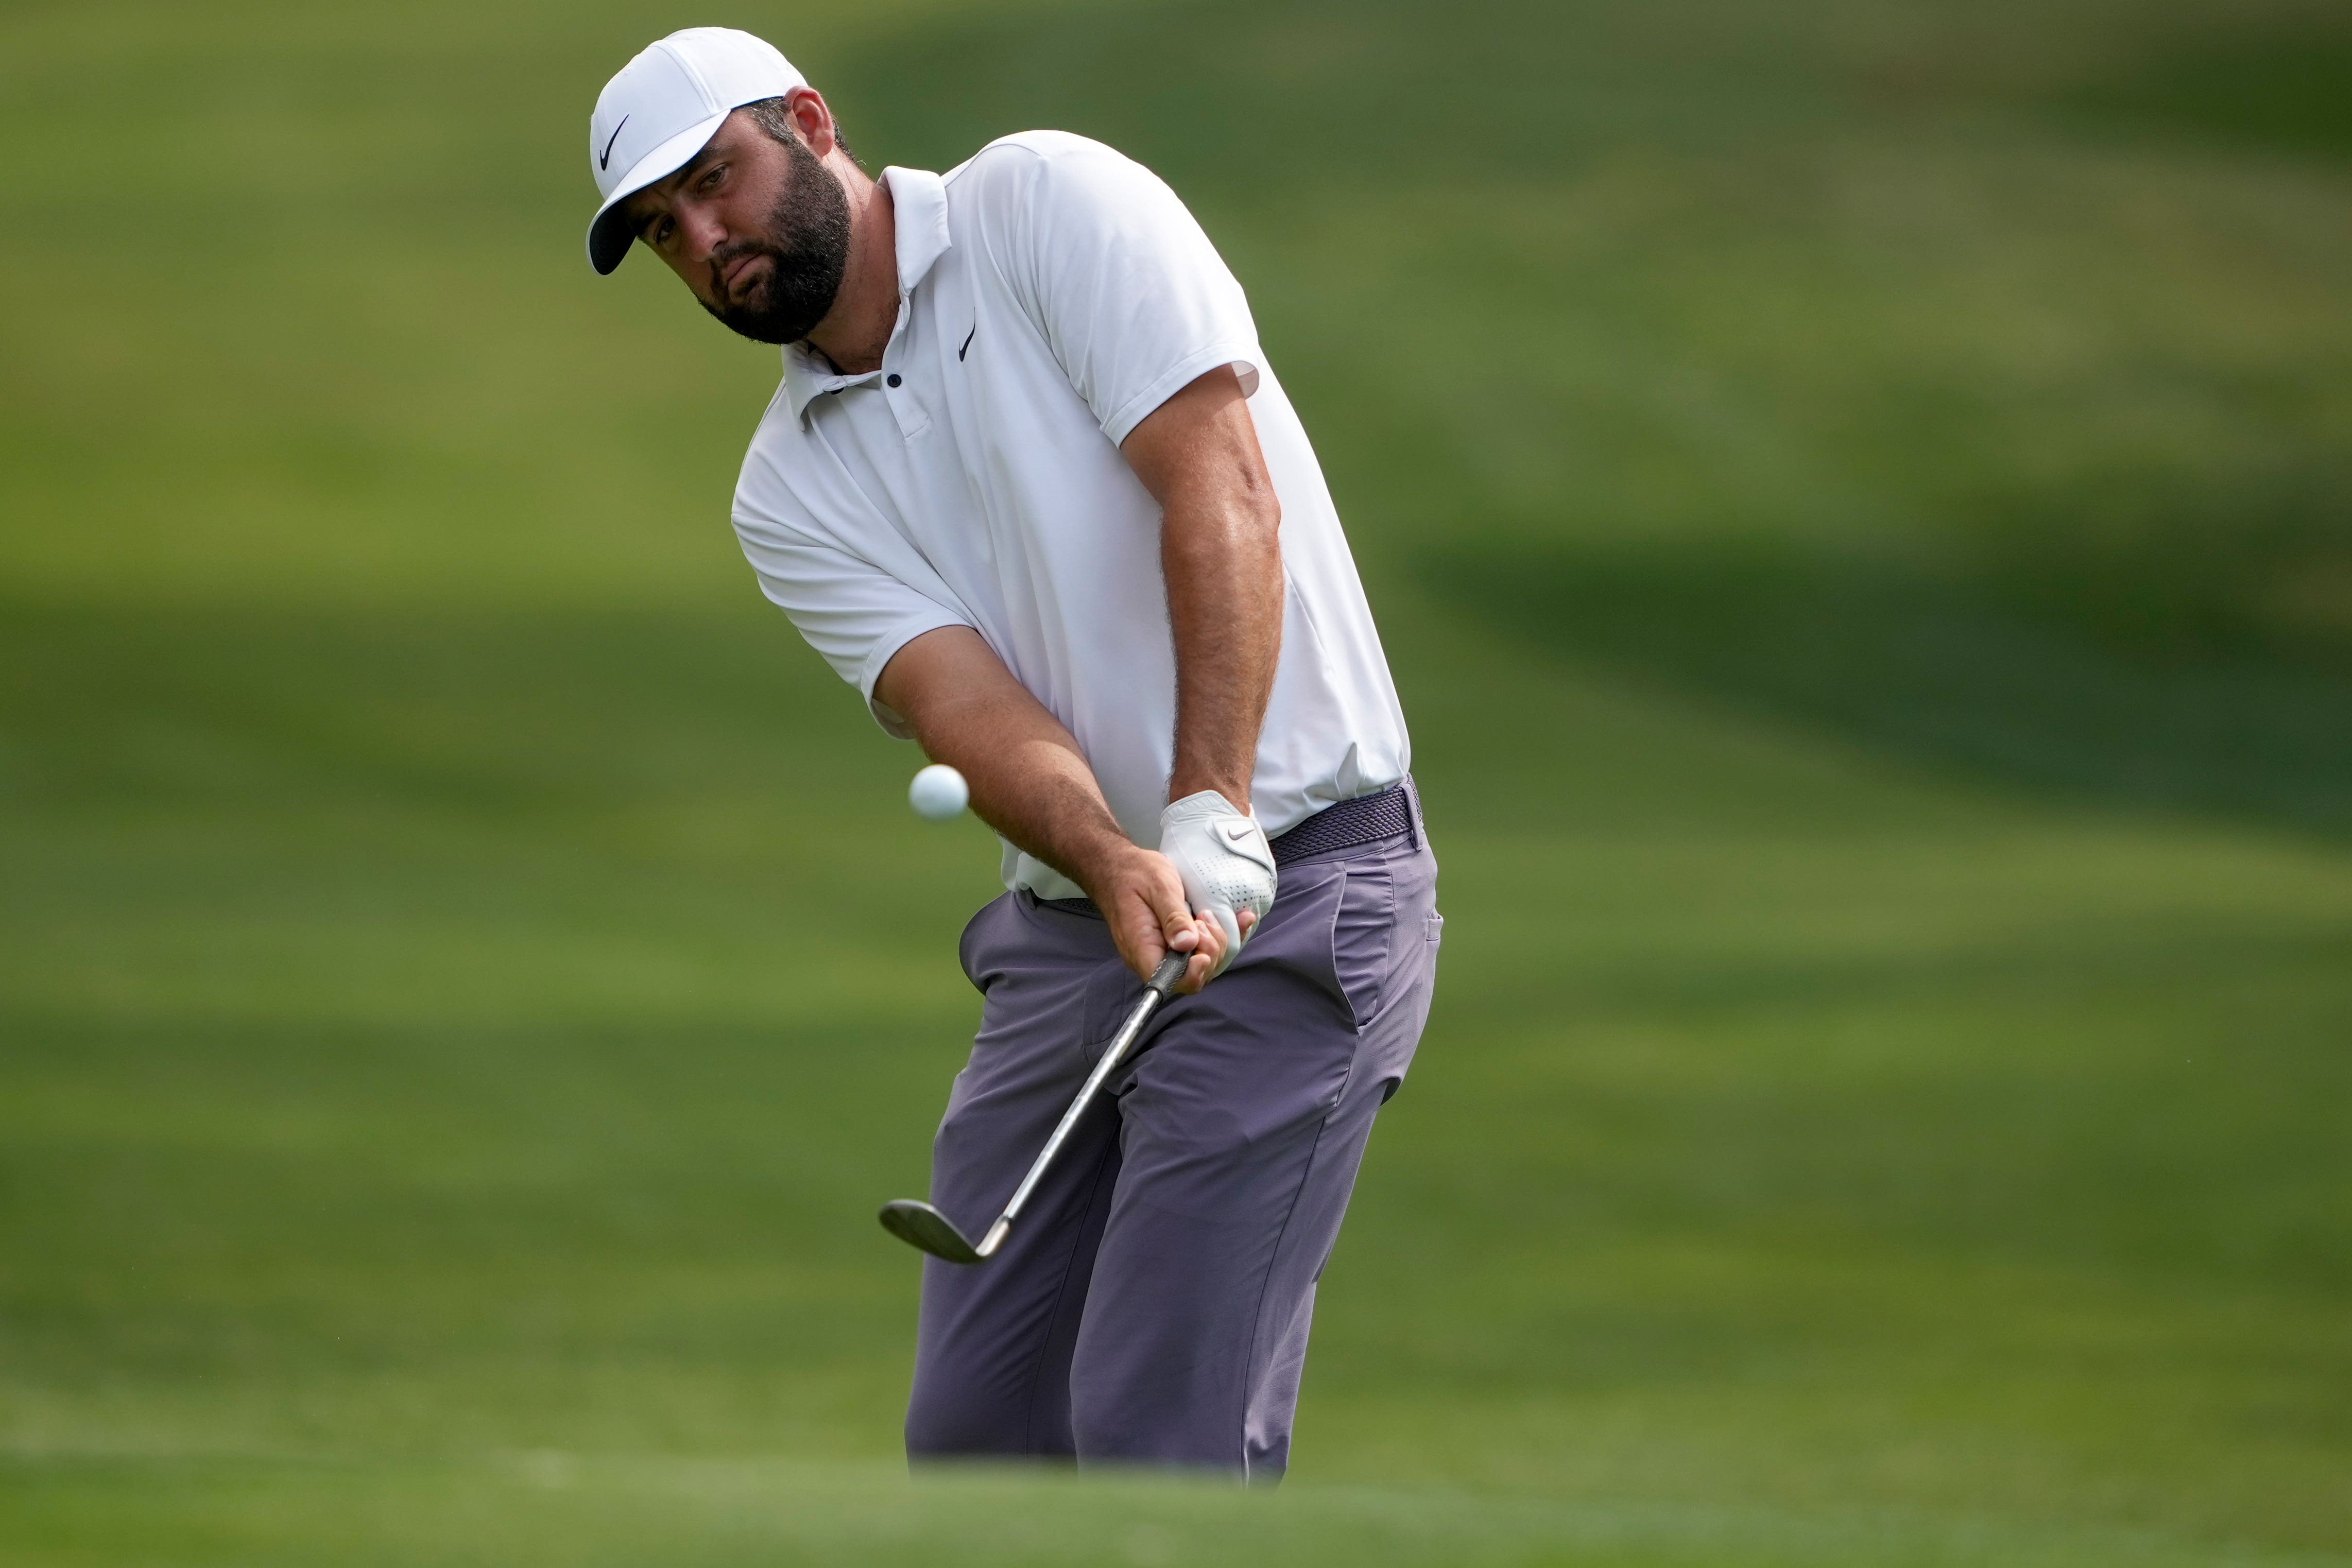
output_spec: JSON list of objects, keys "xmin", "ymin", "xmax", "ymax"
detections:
[
  {"xmin": 654, "ymin": 216, "xmax": 675, "ymax": 248},
  {"xmin": 699, "ymin": 164, "xmax": 725, "ymax": 192}
]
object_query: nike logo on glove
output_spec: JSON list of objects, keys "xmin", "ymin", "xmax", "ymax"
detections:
[{"xmin": 599, "ymin": 115, "xmax": 629, "ymax": 171}]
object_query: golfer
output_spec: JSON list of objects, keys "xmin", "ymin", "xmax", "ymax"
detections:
[{"xmin": 585, "ymin": 28, "xmax": 1439, "ymax": 1478}]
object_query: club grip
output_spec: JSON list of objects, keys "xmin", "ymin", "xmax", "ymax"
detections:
[{"xmin": 1147, "ymin": 951, "xmax": 1190, "ymax": 995}]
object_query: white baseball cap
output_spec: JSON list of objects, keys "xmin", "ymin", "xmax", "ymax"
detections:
[{"xmin": 586, "ymin": 27, "xmax": 805, "ymax": 274}]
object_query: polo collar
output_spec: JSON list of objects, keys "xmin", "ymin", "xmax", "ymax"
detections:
[
  {"xmin": 887, "ymin": 164, "xmax": 953, "ymax": 296},
  {"xmin": 781, "ymin": 164, "xmax": 951, "ymax": 424}
]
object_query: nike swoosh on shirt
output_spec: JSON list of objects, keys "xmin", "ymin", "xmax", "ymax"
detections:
[
  {"xmin": 959, "ymin": 324, "xmax": 976, "ymax": 361},
  {"xmin": 599, "ymin": 115, "xmax": 629, "ymax": 171}
]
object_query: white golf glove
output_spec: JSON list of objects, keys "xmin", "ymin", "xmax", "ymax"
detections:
[{"xmin": 1158, "ymin": 790, "xmax": 1277, "ymax": 978}]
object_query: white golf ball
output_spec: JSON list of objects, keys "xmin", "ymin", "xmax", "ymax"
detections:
[{"xmin": 908, "ymin": 763, "xmax": 970, "ymax": 820}]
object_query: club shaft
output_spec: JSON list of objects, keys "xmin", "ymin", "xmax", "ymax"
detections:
[{"xmin": 977, "ymin": 952, "xmax": 1188, "ymax": 1256}]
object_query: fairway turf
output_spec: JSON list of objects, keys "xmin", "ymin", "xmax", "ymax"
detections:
[{"xmin": 4, "ymin": 0, "xmax": 2350, "ymax": 1564}]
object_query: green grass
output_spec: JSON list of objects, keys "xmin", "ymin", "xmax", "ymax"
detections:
[{"xmin": 4, "ymin": 0, "xmax": 2350, "ymax": 1562}]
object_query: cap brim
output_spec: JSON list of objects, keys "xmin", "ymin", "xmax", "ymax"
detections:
[{"xmin": 586, "ymin": 110, "xmax": 729, "ymax": 274}]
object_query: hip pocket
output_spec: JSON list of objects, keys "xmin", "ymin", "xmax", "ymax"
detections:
[{"xmin": 1330, "ymin": 859, "xmax": 1400, "ymax": 1029}]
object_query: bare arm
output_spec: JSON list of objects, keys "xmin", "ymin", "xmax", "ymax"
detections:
[
  {"xmin": 1119, "ymin": 366, "xmax": 1283, "ymax": 811},
  {"xmin": 874, "ymin": 627, "xmax": 1227, "ymax": 992}
]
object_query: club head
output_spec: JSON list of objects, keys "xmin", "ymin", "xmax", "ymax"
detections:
[{"xmin": 878, "ymin": 1199, "xmax": 985, "ymax": 1265}]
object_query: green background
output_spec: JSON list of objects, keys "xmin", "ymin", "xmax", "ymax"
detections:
[{"xmin": 4, "ymin": 0, "xmax": 2348, "ymax": 1562}]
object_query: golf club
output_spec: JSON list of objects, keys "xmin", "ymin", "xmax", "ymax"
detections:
[{"xmin": 880, "ymin": 950, "xmax": 1191, "ymax": 1264}]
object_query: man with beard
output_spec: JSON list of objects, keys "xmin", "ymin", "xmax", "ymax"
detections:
[{"xmin": 584, "ymin": 28, "xmax": 1438, "ymax": 1478}]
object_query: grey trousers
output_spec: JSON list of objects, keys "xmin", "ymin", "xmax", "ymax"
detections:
[{"xmin": 903, "ymin": 809, "xmax": 1441, "ymax": 1479}]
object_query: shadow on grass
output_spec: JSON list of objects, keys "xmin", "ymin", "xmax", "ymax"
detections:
[
  {"xmin": 2057, "ymin": 24, "xmax": 2352, "ymax": 162},
  {"xmin": 1423, "ymin": 540, "xmax": 2352, "ymax": 835}
]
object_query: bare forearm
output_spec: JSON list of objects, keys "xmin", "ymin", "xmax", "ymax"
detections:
[
  {"xmin": 1124, "ymin": 366, "xmax": 1284, "ymax": 812},
  {"xmin": 874, "ymin": 624, "xmax": 1229, "ymax": 990},
  {"xmin": 877, "ymin": 627, "xmax": 1133, "ymax": 894},
  {"xmin": 933, "ymin": 722, "xmax": 1129, "ymax": 894},
  {"xmin": 1163, "ymin": 492, "xmax": 1282, "ymax": 809}
]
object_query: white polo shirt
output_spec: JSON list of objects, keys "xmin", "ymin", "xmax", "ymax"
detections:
[{"xmin": 730, "ymin": 131, "xmax": 1410, "ymax": 898}]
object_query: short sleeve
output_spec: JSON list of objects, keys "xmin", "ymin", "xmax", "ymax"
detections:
[
  {"xmin": 731, "ymin": 469, "xmax": 974, "ymax": 739},
  {"xmin": 982, "ymin": 135, "xmax": 1264, "ymax": 444}
]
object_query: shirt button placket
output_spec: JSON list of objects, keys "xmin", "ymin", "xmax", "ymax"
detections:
[{"xmin": 884, "ymin": 365, "xmax": 929, "ymax": 439}]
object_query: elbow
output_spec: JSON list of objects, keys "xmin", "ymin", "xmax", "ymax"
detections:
[
  {"xmin": 1234, "ymin": 464, "xmax": 1281, "ymax": 545},
  {"xmin": 1159, "ymin": 460, "xmax": 1281, "ymax": 561},
  {"xmin": 1244, "ymin": 493, "xmax": 1282, "ymax": 556}
]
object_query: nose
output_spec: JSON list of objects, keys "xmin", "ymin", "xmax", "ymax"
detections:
[{"xmin": 677, "ymin": 201, "xmax": 729, "ymax": 267}]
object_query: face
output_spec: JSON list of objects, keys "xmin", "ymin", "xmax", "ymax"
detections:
[{"xmin": 625, "ymin": 109, "xmax": 851, "ymax": 346}]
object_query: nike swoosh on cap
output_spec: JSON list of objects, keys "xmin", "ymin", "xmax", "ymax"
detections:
[{"xmin": 599, "ymin": 114, "xmax": 630, "ymax": 171}]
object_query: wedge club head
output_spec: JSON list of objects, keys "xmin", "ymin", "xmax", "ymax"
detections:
[
  {"xmin": 878, "ymin": 955, "xmax": 1183, "ymax": 1269},
  {"xmin": 879, "ymin": 1199, "xmax": 999, "ymax": 1265}
]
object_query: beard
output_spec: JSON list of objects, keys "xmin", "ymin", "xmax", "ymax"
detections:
[{"xmin": 702, "ymin": 131, "xmax": 852, "ymax": 346}]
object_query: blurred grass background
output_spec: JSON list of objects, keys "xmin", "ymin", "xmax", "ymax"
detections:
[{"xmin": 3, "ymin": 0, "xmax": 2349, "ymax": 1563}]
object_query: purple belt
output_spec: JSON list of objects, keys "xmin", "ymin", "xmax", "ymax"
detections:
[{"xmin": 1265, "ymin": 778, "xmax": 1418, "ymax": 866}]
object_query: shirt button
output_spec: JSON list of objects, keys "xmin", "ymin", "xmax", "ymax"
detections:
[{"xmin": 886, "ymin": 374, "xmax": 902, "ymax": 387}]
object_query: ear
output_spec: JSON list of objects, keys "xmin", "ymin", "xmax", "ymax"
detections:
[{"xmin": 785, "ymin": 87, "xmax": 840, "ymax": 159}]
